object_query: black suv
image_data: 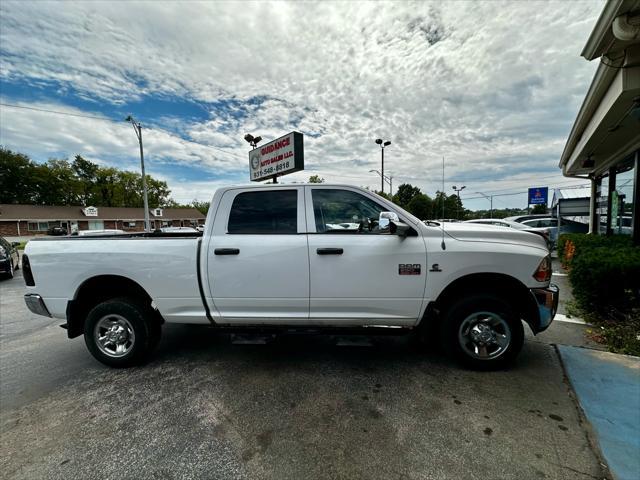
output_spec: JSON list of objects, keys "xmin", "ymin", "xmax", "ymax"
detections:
[{"xmin": 0, "ymin": 237, "xmax": 20, "ymax": 279}]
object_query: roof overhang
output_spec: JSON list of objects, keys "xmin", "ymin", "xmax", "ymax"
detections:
[
  {"xmin": 560, "ymin": 60, "xmax": 640, "ymax": 177},
  {"xmin": 581, "ymin": 0, "xmax": 634, "ymax": 60},
  {"xmin": 560, "ymin": 0, "xmax": 640, "ymax": 177}
]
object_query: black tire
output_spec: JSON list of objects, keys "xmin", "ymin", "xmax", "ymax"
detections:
[
  {"xmin": 6, "ymin": 259, "xmax": 14, "ymax": 279},
  {"xmin": 441, "ymin": 294, "xmax": 524, "ymax": 370},
  {"xmin": 84, "ymin": 297, "xmax": 161, "ymax": 368}
]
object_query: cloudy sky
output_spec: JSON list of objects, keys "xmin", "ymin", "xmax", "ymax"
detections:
[{"xmin": 0, "ymin": 1, "xmax": 603, "ymax": 209}]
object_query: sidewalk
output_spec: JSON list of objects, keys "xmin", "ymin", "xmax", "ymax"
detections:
[
  {"xmin": 546, "ymin": 254, "xmax": 640, "ymax": 480},
  {"xmin": 558, "ymin": 346, "xmax": 640, "ymax": 480}
]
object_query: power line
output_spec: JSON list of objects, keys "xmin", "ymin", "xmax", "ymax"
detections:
[
  {"xmin": 1, "ymin": 102, "xmax": 111, "ymax": 121},
  {"xmin": 1, "ymin": 101, "xmax": 246, "ymax": 161}
]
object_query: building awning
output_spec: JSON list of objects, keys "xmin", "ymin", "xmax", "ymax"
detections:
[{"xmin": 559, "ymin": 0, "xmax": 640, "ymax": 177}]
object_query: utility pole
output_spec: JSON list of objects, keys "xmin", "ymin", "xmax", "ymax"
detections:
[
  {"xmin": 126, "ymin": 116, "xmax": 150, "ymax": 232},
  {"xmin": 475, "ymin": 191, "xmax": 493, "ymax": 218}
]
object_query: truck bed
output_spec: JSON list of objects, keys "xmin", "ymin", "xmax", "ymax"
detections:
[{"xmin": 25, "ymin": 235, "xmax": 207, "ymax": 324}]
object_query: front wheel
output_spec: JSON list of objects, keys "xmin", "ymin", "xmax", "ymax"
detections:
[
  {"xmin": 441, "ymin": 295, "xmax": 524, "ymax": 370},
  {"xmin": 84, "ymin": 297, "xmax": 161, "ymax": 368}
]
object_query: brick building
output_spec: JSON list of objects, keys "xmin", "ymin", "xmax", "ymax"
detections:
[{"xmin": 0, "ymin": 204, "xmax": 206, "ymax": 237}]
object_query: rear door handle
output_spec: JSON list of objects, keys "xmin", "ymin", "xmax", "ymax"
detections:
[
  {"xmin": 316, "ymin": 248, "xmax": 343, "ymax": 255},
  {"xmin": 214, "ymin": 248, "xmax": 240, "ymax": 255}
]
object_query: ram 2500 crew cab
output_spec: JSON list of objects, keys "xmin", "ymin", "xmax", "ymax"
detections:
[{"xmin": 23, "ymin": 184, "xmax": 558, "ymax": 369}]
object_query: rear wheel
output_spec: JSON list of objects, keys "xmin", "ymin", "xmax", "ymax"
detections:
[
  {"xmin": 84, "ymin": 297, "xmax": 161, "ymax": 368},
  {"xmin": 441, "ymin": 294, "xmax": 524, "ymax": 370}
]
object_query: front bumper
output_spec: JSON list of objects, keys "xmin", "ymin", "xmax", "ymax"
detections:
[
  {"xmin": 530, "ymin": 284, "xmax": 559, "ymax": 333},
  {"xmin": 24, "ymin": 294, "xmax": 52, "ymax": 317}
]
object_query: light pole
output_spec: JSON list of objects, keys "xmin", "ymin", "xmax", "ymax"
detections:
[
  {"xmin": 374, "ymin": 138, "xmax": 391, "ymax": 193},
  {"xmin": 369, "ymin": 169, "xmax": 393, "ymax": 197},
  {"xmin": 125, "ymin": 115, "xmax": 150, "ymax": 232},
  {"xmin": 452, "ymin": 185, "xmax": 466, "ymax": 219},
  {"xmin": 475, "ymin": 191, "xmax": 493, "ymax": 218}
]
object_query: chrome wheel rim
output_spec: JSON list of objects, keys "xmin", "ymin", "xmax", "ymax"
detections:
[
  {"xmin": 458, "ymin": 311, "xmax": 511, "ymax": 360},
  {"xmin": 94, "ymin": 314, "xmax": 135, "ymax": 358}
]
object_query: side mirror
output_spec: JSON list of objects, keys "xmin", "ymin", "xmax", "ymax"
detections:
[
  {"xmin": 378, "ymin": 211, "xmax": 399, "ymax": 230},
  {"xmin": 390, "ymin": 220, "xmax": 411, "ymax": 237},
  {"xmin": 11, "ymin": 241, "xmax": 20, "ymax": 247}
]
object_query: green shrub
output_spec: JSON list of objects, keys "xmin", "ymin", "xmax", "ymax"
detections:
[
  {"xmin": 560, "ymin": 233, "xmax": 640, "ymax": 356},
  {"xmin": 558, "ymin": 233, "xmax": 633, "ymax": 267},
  {"xmin": 569, "ymin": 242, "xmax": 640, "ymax": 312}
]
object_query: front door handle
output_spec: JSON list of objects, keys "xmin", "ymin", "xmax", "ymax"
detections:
[
  {"xmin": 317, "ymin": 248, "xmax": 343, "ymax": 255},
  {"xmin": 214, "ymin": 248, "xmax": 240, "ymax": 255}
]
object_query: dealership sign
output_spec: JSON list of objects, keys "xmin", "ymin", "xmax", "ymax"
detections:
[
  {"xmin": 528, "ymin": 187, "xmax": 548, "ymax": 205},
  {"xmin": 249, "ymin": 131, "xmax": 304, "ymax": 182}
]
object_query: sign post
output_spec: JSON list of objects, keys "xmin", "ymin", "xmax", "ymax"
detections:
[{"xmin": 249, "ymin": 132, "xmax": 304, "ymax": 182}]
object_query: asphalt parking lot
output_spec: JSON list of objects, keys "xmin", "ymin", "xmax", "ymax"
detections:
[{"xmin": 1, "ymin": 270, "xmax": 608, "ymax": 480}]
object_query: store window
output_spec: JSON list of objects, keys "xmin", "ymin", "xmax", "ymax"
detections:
[
  {"xmin": 28, "ymin": 222, "xmax": 49, "ymax": 231},
  {"xmin": 88, "ymin": 220, "xmax": 105, "ymax": 230}
]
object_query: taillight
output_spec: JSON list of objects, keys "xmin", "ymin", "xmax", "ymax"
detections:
[
  {"xmin": 22, "ymin": 254, "xmax": 35, "ymax": 286},
  {"xmin": 533, "ymin": 255, "xmax": 551, "ymax": 282}
]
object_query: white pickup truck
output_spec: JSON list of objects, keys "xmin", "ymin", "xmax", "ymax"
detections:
[{"xmin": 23, "ymin": 184, "xmax": 558, "ymax": 369}]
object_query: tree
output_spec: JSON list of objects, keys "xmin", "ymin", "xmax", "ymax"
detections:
[
  {"xmin": 72, "ymin": 155, "xmax": 98, "ymax": 205},
  {"xmin": 407, "ymin": 194, "xmax": 433, "ymax": 219},
  {"xmin": 531, "ymin": 204, "xmax": 547, "ymax": 214},
  {"xmin": 308, "ymin": 174, "xmax": 325, "ymax": 183},
  {"xmin": 2, "ymin": 148, "xmax": 187, "ymax": 208},
  {"xmin": 374, "ymin": 190, "xmax": 392, "ymax": 201},
  {"xmin": 191, "ymin": 200, "xmax": 211, "ymax": 215},
  {"xmin": 432, "ymin": 191, "xmax": 461, "ymax": 219},
  {"xmin": 0, "ymin": 147, "xmax": 37, "ymax": 203},
  {"xmin": 393, "ymin": 183, "xmax": 422, "ymax": 209}
]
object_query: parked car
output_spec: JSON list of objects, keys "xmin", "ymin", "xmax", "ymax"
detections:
[
  {"xmin": 504, "ymin": 214, "xmax": 550, "ymax": 224},
  {"xmin": 520, "ymin": 217, "xmax": 588, "ymax": 246},
  {"xmin": 76, "ymin": 229, "xmax": 125, "ymax": 236},
  {"xmin": 464, "ymin": 218, "xmax": 552, "ymax": 248},
  {"xmin": 160, "ymin": 226, "xmax": 198, "ymax": 233},
  {"xmin": 196, "ymin": 224, "xmax": 205, "ymax": 233},
  {"xmin": 0, "ymin": 236, "xmax": 20, "ymax": 279},
  {"xmin": 23, "ymin": 184, "xmax": 557, "ymax": 370},
  {"xmin": 47, "ymin": 226, "xmax": 68, "ymax": 236}
]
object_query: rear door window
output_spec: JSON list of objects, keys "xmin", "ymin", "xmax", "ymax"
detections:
[{"xmin": 228, "ymin": 190, "xmax": 297, "ymax": 234}]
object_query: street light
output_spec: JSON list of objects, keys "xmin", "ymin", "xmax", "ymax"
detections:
[
  {"xmin": 475, "ymin": 191, "xmax": 494, "ymax": 218},
  {"xmin": 452, "ymin": 185, "xmax": 466, "ymax": 219},
  {"xmin": 125, "ymin": 115, "xmax": 150, "ymax": 232},
  {"xmin": 370, "ymin": 169, "xmax": 393, "ymax": 197},
  {"xmin": 374, "ymin": 138, "xmax": 391, "ymax": 193}
]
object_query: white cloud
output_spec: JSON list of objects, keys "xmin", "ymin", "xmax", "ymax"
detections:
[{"xmin": 0, "ymin": 0, "xmax": 602, "ymax": 205}]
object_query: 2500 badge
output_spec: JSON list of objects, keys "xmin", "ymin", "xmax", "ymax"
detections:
[{"xmin": 399, "ymin": 264, "xmax": 421, "ymax": 275}]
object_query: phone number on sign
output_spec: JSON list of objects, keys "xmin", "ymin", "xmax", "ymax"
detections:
[{"xmin": 253, "ymin": 161, "xmax": 291, "ymax": 178}]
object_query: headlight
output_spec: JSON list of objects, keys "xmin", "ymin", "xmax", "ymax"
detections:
[
  {"xmin": 0, "ymin": 248, "xmax": 7, "ymax": 259},
  {"xmin": 533, "ymin": 255, "xmax": 552, "ymax": 282}
]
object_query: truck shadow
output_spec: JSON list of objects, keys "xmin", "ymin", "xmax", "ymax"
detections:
[{"xmin": 151, "ymin": 324, "xmax": 543, "ymax": 373}]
